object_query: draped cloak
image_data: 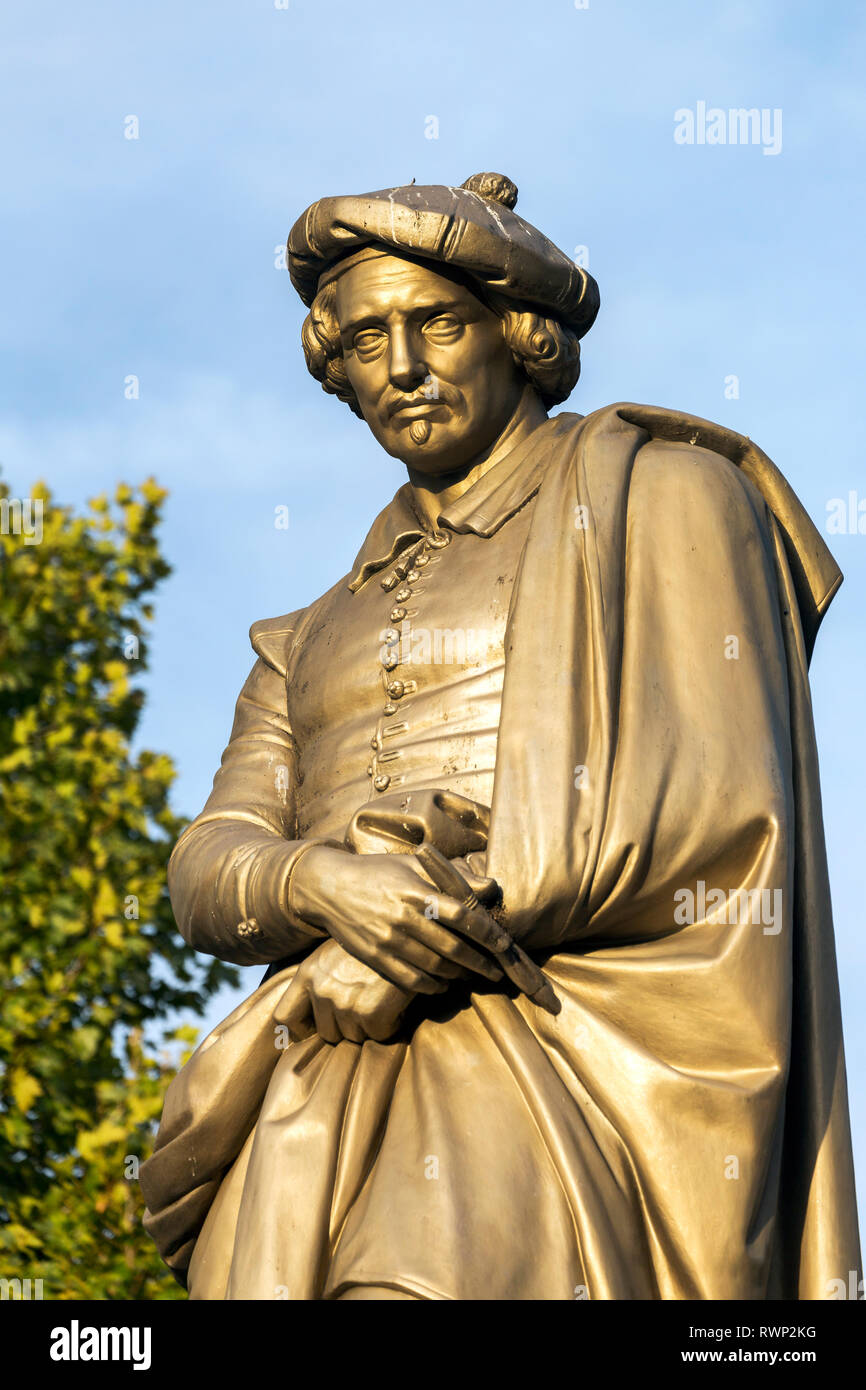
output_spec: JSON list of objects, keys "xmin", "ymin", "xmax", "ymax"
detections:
[{"xmin": 140, "ymin": 402, "xmax": 860, "ymax": 1300}]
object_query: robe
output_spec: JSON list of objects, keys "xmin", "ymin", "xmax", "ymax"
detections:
[{"xmin": 140, "ymin": 402, "xmax": 860, "ymax": 1300}]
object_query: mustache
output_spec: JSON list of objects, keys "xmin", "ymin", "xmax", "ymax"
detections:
[{"xmin": 385, "ymin": 387, "xmax": 459, "ymax": 418}]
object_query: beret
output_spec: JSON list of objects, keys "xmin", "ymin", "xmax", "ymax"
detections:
[{"xmin": 286, "ymin": 172, "xmax": 600, "ymax": 339}]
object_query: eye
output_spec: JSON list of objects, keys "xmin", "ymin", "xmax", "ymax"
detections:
[
  {"xmin": 352, "ymin": 327, "xmax": 387, "ymax": 359},
  {"xmin": 423, "ymin": 313, "xmax": 462, "ymax": 341}
]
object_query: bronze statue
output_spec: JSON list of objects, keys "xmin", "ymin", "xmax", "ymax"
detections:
[{"xmin": 141, "ymin": 172, "xmax": 861, "ymax": 1300}]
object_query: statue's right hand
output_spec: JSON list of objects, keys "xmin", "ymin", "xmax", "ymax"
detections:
[{"xmin": 289, "ymin": 845, "xmax": 508, "ymax": 995}]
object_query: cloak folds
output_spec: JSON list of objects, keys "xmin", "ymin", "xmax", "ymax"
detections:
[{"xmin": 140, "ymin": 403, "xmax": 860, "ymax": 1300}]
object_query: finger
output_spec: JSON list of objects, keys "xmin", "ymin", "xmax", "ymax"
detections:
[
  {"xmin": 364, "ymin": 1016, "xmax": 399, "ymax": 1044},
  {"xmin": 408, "ymin": 898, "xmax": 512, "ymax": 957},
  {"xmin": 385, "ymin": 927, "xmax": 488, "ymax": 984},
  {"xmin": 438, "ymin": 902, "xmax": 512, "ymax": 954},
  {"xmin": 331, "ymin": 932, "xmax": 447, "ymax": 996},
  {"xmin": 311, "ymin": 995, "xmax": 342, "ymax": 1046},
  {"xmin": 462, "ymin": 850, "xmax": 490, "ymax": 878},
  {"xmin": 405, "ymin": 910, "xmax": 503, "ymax": 981},
  {"xmin": 273, "ymin": 975, "xmax": 301, "ymax": 1027},
  {"xmin": 366, "ymin": 951, "xmax": 448, "ymax": 996},
  {"xmin": 393, "ymin": 933, "xmax": 469, "ymax": 981},
  {"xmin": 333, "ymin": 1012, "xmax": 367, "ymax": 1044},
  {"xmin": 277, "ymin": 984, "xmax": 316, "ymax": 1040},
  {"xmin": 274, "ymin": 975, "xmax": 308, "ymax": 1026},
  {"xmin": 450, "ymin": 859, "xmax": 501, "ymax": 907},
  {"xmin": 469, "ymin": 877, "xmax": 501, "ymax": 907}
]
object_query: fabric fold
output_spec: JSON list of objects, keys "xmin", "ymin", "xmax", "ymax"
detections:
[{"xmin": 142, "ymin": 403, "xmax": 859, "ymax": 1300}]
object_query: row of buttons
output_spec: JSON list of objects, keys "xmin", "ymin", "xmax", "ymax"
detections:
[{"xmin": 366, "ymin": 529, "xmax": 452, "ymax": 792}]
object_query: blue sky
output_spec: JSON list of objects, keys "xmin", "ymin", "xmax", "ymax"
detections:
[{"xmin": 2, "ymin": 0, "xmax": 865, "ymax": 1254}]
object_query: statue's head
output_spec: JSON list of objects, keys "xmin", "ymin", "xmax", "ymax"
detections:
[
  {"xmin": 305, "ymin": 247, "xmax": 580, "ymax": 473},
  {"xmin": 287, "ymin": 173, "xmax": 600, "ymax": 473}
]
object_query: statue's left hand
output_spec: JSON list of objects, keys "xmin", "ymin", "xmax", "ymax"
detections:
[{"xmin": 274, "ymin": 938, "xmax": 412, "ymax": 1045}]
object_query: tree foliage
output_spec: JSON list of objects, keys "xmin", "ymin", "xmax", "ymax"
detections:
[{"xmin": 0, "ymin": 477, "xmax": 237, "ymax": 1298}]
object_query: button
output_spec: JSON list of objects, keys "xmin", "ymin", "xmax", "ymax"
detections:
[
  {"xmin": 373, "ymin": 774, "xmax": 391, "ymax": 792},
  {"xmin": 406, "ymin": 570, "xmax": 419, "ymax": 583},
  {"xmin": 236, "ymin": 918, "xmax": 264, "ymax": 941},
  {"xmin": 387, "ymin": 679, "xmax": 405, "ymax": 698},
  {"xmin": 390, "ymin": 606, "xmax": 406, "ymax": 622},
  {"xmin": 370, "ymin": 737, "xmax": 378, "ymax": 749},
  {"xmin": 366, "ymin": 764, "xmax": 373, "ymax": 776},
  {"xmin": 394, "ymin": 585, "xmax": 412, "ymax": 603},
  {"xmin": 415, "ymin": 554, "xmax": 430, "ymax": 567},
  {"xmin": 427, "ymin": 531, "xmax": 451, "ymax": 549},
  {"xmin": 383, "ymin": 702, "xmax": 398, "ymax": 715},
  {"xmin": 382, "ymin": 627, "xmax": 400, "ymax": 644},
  {"xmin": 381, "ymin": 650, "xmax": 399, "ymax": 671}
]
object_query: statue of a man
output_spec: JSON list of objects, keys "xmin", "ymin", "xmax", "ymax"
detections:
[{"xmin": 141, "ymin": 172, "xmax": 860, "ymax": 1301}]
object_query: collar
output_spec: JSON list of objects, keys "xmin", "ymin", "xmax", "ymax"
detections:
[{"xmin": 347, "ymin": 414, "xmax": 579, "ymax": 592}]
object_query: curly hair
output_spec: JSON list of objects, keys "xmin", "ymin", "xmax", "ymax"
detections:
[{"xmin": 300, "ymin": 275, "xmax": 582, "ymax": 420}]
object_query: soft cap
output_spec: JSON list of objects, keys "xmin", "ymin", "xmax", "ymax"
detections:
[{"xmin": 287, "ymin": 172, "xmax": 600, "ymax": 339}]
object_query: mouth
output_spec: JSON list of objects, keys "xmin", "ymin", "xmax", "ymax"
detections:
[{"xmin": 387, "ymin": 398, "xmax": 448, "ymax": 421}]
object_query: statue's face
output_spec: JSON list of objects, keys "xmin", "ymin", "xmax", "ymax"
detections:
[{"xmin": 335, "ymin": 252, "xmax": 526, "ymax": 474}]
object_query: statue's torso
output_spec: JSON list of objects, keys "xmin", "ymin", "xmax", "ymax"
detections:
[{"xmin": 288, "ymin": 502, "xmax": 535, "ymax": 840}]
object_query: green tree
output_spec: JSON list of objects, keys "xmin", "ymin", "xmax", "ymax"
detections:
[{"xmin": 0, "ymin": 477, "xmax": 237, "ymax": 1298}]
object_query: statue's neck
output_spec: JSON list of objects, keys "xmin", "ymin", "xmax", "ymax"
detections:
[{"xmin": 406, "ymin": 387, "xmax": 548, "ymax": 530}]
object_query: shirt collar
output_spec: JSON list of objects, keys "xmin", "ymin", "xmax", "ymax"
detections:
[{"xmin": 347, "ymin": 415, "xmax": 578, "ymax": 592}]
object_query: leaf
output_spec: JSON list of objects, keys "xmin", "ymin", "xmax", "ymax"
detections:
[
  {"xmin": 9, "ymin": 1070, "xmax": 42, "ymax": 1112},
  {"xmin": 76, "ymin": 1120, "xmax": 129, "ymax": 1162}
]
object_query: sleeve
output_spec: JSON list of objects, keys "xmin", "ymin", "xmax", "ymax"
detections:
[{"xmin": 167, "ymin": 613, "xmax": 340, "ymax": 966}]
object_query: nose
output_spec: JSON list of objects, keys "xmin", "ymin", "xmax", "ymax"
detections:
[{"xmin": 388, "ymin": 324, "xmax": 427, "ymax": 393}]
